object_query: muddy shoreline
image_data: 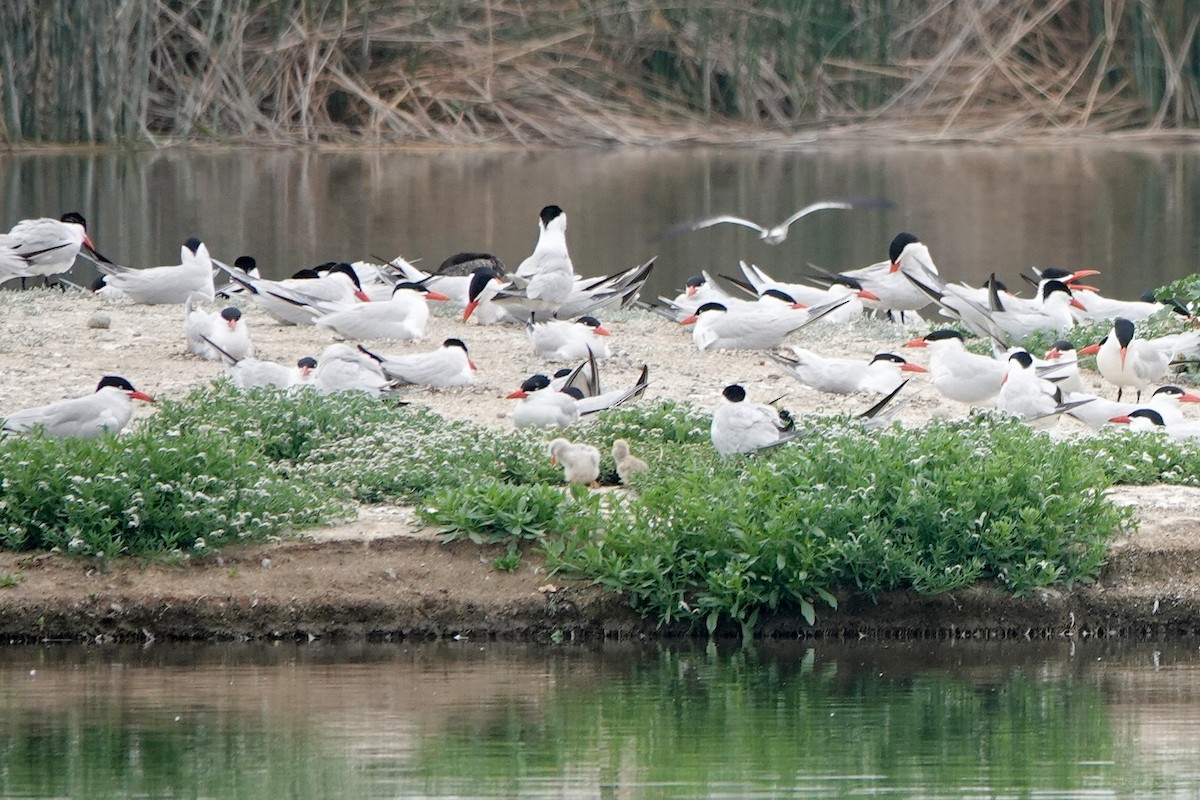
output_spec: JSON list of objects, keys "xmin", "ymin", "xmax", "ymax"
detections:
[{"xmin": 0, "ymin": 494, "xmax": 1195, "ymax": 643}]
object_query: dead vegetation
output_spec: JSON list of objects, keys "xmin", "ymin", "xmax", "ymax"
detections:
[{"xmin": 2, "ymin": 0, "xmax": 1198, "ymax": 146}]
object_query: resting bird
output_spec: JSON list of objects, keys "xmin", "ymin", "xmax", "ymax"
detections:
[
  {"xmin": 185, "ymin": 301, "xmax": 254, "ymax": 362},
  {"xmin": 2, "ymin": 376, "xmax": 154, "ymax": 439},
  {"xmin": 93, "ymin": 237, "xmax": 215, "ymax": 304},
  {"xmin": 710, "ymin": 384, "xmax": 796, "ymax": 455},
  {"xmin": 357, "ymin": 339, "xmax": 475, "ymax": 388}
]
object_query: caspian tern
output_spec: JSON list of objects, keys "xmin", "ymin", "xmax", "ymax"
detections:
[
  {"xmin": 0, "ymin": 211, "xmax": 95, "ymax": 285},
  {"xmin": 548, "ymin": 438, "xmax": 601, "ymax": 485},
  {"xmin": 732, "ymin": 261, "xmax": 877, "ymax": 325},
  {"xmin": 1037, "ymin": 340, "xmax": 1086, "ymax": 394},
  {"xmin": 1079, "ymin": 317, "xmax": 1200, "ymax": 401},
  {"xmin": 1064, "ymin": 385, "xmax": 1200, "ymax": 431},
  {"xmin": 769, "ymin": 348, "xmax": 927, "ymax": 395},
  {"xmin": 227, "ymin": 355, "xmax": 318, "ymax": 391},
  {"xmin": 710, "ymin": 384, "xmax": 796, "ymax": 455},
  {"xmin": 987, "ymin": 280, "xmax": 1085, "ymax": 341},
  {"xmin": 185, "ymin": 301, "xmax": 254, "ymax": 362},
  {"xmin": 996, "ymin": 350, "xmax": 1082, "ymax": 428},
  {"xmin": 2, "ymin": 376, "xmax": 153, "ymax": 439},
  {"xmin": 217, "ymin": 262, "xmax": 372, "ymax": 326},
  {"xmin": 461, "ymin": 266, "xmax": 517, "ymax": 325},
  {"xmin": 311, "ymin": 344, "xmax": 395, "ymax": 395},
  {"xmin": 1108, "ymin": 407, "xmax": 1200, "ymax": 441},
  {"xmin": 528, "ymin": 315, "xmax": 612, "ymax": 361},
  {"xmin": 612, "ymin": 439, "xmax": 649, "ymax": 484},
  {"xmin": 507, "ymin": 374, "xmax": 581, "ymax": 429},
  {"xmin": 651, "ymin": 197, "xmax": 892, "ymax": 245},
  {"xmin": 680, "ymin": 295, "xmax": 849, "ymax": 351},
  {"xmin": 809, "ymin": 232, "xmax": 938, "ymax": 321},
  {"xmin": 357, "ymin": 338, "xmax": 475, "ymax": 388},
  {"xmin": 476, "ymin": 205, "xmax": 574, "ymax": 321},
  {"xmin": 93, "ymin": 238, "xmax": 216, "ymax": 305},
  {"xmin": 215, "ymin": 255, "xmax": 261, "ymax": 299},
  {"xmin": 903, "ymin": 329, "xmax": 1006, "ymax": 406},
  {"xmin": 312, "ymin": 282, "xmax": 449, "ymax": 341}
]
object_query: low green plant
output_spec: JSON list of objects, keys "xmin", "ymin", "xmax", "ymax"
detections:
[
  {"xmin": 420, "ymin": 482, "xmax": 568, "ymax": 544},
  {"xmin": 547, "ymin": 412, "xmax": 1132, "ymax": 632},
  {"xmin": 0, "ymin": 572, "xmax": 23, "ymax": 588}
]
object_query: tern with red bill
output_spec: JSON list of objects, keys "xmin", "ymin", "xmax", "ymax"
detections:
[
  {"xmin": 357, "ymin": 338, "xmax": 475, "ymax": 388},
  {"xmin": 507, "ymin": 374, "xmax": 581, "ymax": 429},
  {"xmin": 710, "ymin": 384, "xmax": 796, "ymax": 455},
  {"xmin": 471, "ymin": 205, "xmax": 575, "ymax": 322},
  {"xmin": 1108, "ymin": 407, "xmax": 1200, "ymax": 441},
  {"xmin": 770, "ymin": 349, "xmax": 926, "ymax": 396},
  {"xmin": 2, "ymin": 376, "xmax": 154, "ymax": 439},
  {"xmin": 215, "ymin": 261, "xmax": 372, "ymax": 325},
  {"xmin": 312, "ymin": 282, "xmax": 449, "ymax": 341},
  {"xmin": 680, "ymin": 294, "xmax": 849, "ymax": 351},
  {"xmin": 1079, "ymin": 317, "xmax": 1200, "ymax": 401},
  {"xmin": 185, "ymin": 300, "xmax": 254, "ymax": 362},
  {"xmin": 528, "ymin": 315, "xmax": 612, "ymax": 361},
  {"xmin": 0, "ymin": 211, "xmax": 97, "ymax": 286},
  {"xmin": 1065, "ymin": 385, "xmax": 1200, "ymax": 431},
  {"xmin": 904, "ymin": 329, "xmax": 1006, "ymax": 406},
  {"xmin": 92, "ymin": 237, "xmax": 216, "ymax": 305},
  {"xmin": 808, "ymin": 231, "xmax": 938, "ymax": 321}
]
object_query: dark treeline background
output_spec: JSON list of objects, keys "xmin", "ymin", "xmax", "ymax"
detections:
[{"xmin": 2, "ymin": 0, "xmax": 1199, "ymax": 146}]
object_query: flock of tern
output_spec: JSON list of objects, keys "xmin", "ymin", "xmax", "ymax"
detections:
[{"xmin": 1, "ymin": 199, "xmax": 1198, "ymax": 467}]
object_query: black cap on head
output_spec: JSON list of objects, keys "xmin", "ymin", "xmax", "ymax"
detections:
[
  {"xmin": 443, "ymin": 338, "xmax": 468, "ymax": 352},
  {"xmin": 1008, "ymin": 350, "xmax": 1034, "ymax": 368},
  {"xmin": 762, "ymin": 288, "xmax": 797, "ymax": 304},
  {"xmin": 291, "ymin": 268, "xmax": 322, "ymax": 280},
  {"xmin": 233, "ymin": 256, "xmax": 257, "ymax": 272},
  {"xmin": 577, "ymin": 316, "xmax": 602, "ymax": 329},
  {"xmin": 870, "ymin": 353, "xmax": 906, "ymax": 365},
  {"xmin": 925, "ymin": 329, "xmax": 965, "ymax": 343},
  {"xmin": 97, "ymin": 375, "xmax": 135, "ymax": 393},
  {"xmin": 1113, "ymin": 318, "xmax": 1136, "ymax": 347},
  {"xmin": 539, "ymin": 205, "xmax": 565, "ymax": 226},
  {"xmin": 467, "ymin": 267, "xmax": 500, "ymax": 302},
  {"xmin": 1041, "ymin": 279, "xmax": 1072, "ymax": 299},
  {"xmin": 1153, "ymin": 385, "xmax": 1184, "ymax": 397},
  {"xmin": 695, "ymin": 302, "xmax": 728, "ymax": 315},
  {"xmin": 521, "ymin": 374, "xmax": 551, "ymax": 393},
  {"xmin": 888, "ymin": 232, "xmax": 920, "ymax": 264},
  {"xmin": 297, "ymin": 356, "xmax": 318, "ymax": 369},
  {"xmin": 330, "ymin": 263, "xmax": 362, "ymax": 288},
  {"xmin": 1037, "ymin": 267, "xmax": 1074, "ymax": 281},
  {"xmin": 553, "ymin": 367, "xmax": 572, "ymax": 379},
  {"xmin": 60, "ymin": 211, "xmax": 87, "ymax": 229},
  {"xmin": 1129, "ymin": 408, "xmax": 1165, "ymax": 426},
  {"xmin": 220, "ymin": 307, "xmax": 241, "ymax": 321},
  {"xmin": 393, "ymin": 282, "xmax": 426, "ymax": 294},
  {"xmin": 722, "ymin": 384, "xmax": 747, "ymax": 403},
  {"xmin": 686, "ymin": 274, "xmax": 705, "ymax": 288},
  {"xmin": 183, "ymin": 237, "xmax": 203, "ymax": 254},
  {"xmin": 1050, "ymin": 339, "xmax": 1075, "ymax": 353}
]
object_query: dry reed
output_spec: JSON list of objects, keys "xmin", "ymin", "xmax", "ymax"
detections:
[{"xmin": 1, "ymin": 0, "xmax": 1197, "ymax": 146}]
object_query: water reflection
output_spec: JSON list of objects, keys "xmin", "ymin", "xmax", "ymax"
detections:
[
  {"xmin": 1, "ymin": 145, "xmax": 1198, "ymax": 303},
  {"xmin": 1, "ymin": 640, "xmax": 1199, "ymax": 798}
]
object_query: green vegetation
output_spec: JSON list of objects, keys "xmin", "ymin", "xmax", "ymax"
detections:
[
  {"xmin": 4, "ymin": 1, "xmax": 1198, "ymax": 145},
  {"xmin": 6, "ymin": 382, "xmax": 1200, "ymax": 633}
]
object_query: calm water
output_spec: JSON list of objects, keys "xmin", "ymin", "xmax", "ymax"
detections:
[
  {"xmin": 2, "ymin": 145, "xmax": 1200, "ymax": 302},
  {"xmin": 1, "ymin": 640, "xmax": 1199, "ymax": 798}
]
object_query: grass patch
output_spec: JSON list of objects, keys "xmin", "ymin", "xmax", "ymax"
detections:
[{"xmin": 6, "ymin": 381, "xmax": 1198, "ymax": 633}]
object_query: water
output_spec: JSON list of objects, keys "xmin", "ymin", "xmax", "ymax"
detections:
[
  {"xmin": 2, "ymin": 640, "xmax": 1200, "ymax": 798},
  {"xmin": 2, "ymin": 144, "xmax": 1199, "ymax": 303}
]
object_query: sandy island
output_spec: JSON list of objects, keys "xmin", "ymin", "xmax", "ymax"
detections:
[{"xmin": 0, "ymin": 288, "xmax": 1198, "ymax": 642}]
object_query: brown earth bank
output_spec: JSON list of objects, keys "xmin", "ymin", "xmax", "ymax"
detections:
[{"xmin": 0, "ymin": 484, "xmax": 1197, "ymax": 644}]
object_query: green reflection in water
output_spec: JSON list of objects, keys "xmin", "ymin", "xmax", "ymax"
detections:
[
  {"xmin": 0, "ymin": 643, "xmax": 1182, "ymax": 799},
  {"xmin": 405, "ymin": 646, "xmax": 1148, "ymax": 799},
  {"xmin": 0, "ymin": 708, "xmax": 365, "ymax": 799}
]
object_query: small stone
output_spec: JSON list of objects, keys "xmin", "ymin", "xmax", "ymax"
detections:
[
  {"xmin": 260, "ymin": 558, "xmax": 272, "ymax": 568},
  {"xmin": 86, "ymin": 311, "xmax": 111, "ymax": 329},
  {"xmin": 384, "ymin": 568, "xmax": 398, "ymax": 581}
]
